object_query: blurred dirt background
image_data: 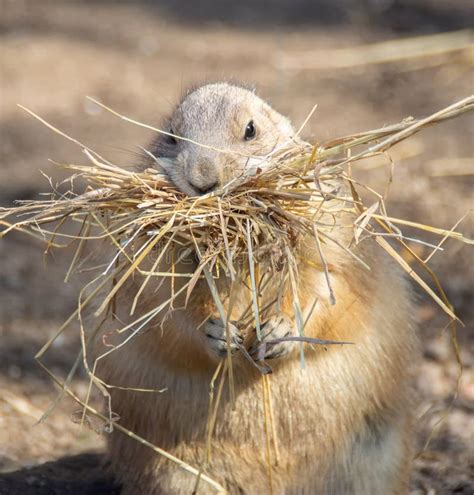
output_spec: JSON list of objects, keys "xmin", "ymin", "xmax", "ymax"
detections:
[{"xmin": 0, "ymin": 0, "xmax": 473, "ymax": 493}]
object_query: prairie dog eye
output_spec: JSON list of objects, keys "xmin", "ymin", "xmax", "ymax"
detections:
[
  {"xmin": 244, "ymin": 120, "xmax": 256, "ymax": 141},
  {"xmin": 167, "ymin": 129, "xmax": 177, "ymax": 145}
]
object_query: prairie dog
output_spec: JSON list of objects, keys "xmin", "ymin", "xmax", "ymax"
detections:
[{"xmin": 92, "ymin": 83, "xmax": 418, "ymax": 494}]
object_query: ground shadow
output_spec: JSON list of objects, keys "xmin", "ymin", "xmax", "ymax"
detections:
[
  {"xmin": 75, "ymin": 0, "xmax": 474, "ymax": 31},
  {"xmin": 0, "ymin": 453, "xmax": 120, "ymax": 495},
  {"xmin": 1, "ymin": 1, "xmax": 473, "ymax": 48}
]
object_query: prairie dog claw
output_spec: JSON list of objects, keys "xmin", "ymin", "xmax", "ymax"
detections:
[
  {"xmin": 249, "ymin": 315, "xmax": 296, "ymax": 360},
  {"xmin": 204, "ymin": 318, "xmax": 243, "ymax": 359}
]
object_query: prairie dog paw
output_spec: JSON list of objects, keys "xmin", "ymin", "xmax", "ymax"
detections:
[
  {"xmin": 204, "ymin": 318, "xmax": 243, "ymax": 359},
  {"xmin": 250, "ymin": 315, "xmax": 296, "ymax": 360}
]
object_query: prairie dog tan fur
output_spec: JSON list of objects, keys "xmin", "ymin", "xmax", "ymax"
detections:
[{"xmin": 92, "ymin": 83, "xmax": 418, "ymax": 494}]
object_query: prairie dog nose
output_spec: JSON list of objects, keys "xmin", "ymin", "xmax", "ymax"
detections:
[{"xmin": 188, "ymin": 159, "xmax": 219, "ymax": 195}]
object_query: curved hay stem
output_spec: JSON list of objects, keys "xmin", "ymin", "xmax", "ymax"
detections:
[
  {"xmin": 371, "ymin": 213, "xmax": 473, "ymax": 245},
  {"xmin": 87, "ymin": 96, "xmax": 251, "ymax": 159},
  {"xmin": 262, "ymin": 374, "xmax": 274, "ymax": 495},
  {"xmin": 193, "ymin": 359, "xmax": 225, "ymax": 494},
  {"xmin": 17, "ymin": 105, "xmax": 116, "ymax": 167},
  {"xmin": 265, "ymin": 374, "xmax": 280, "ymax": 465},
  {"xmin": 246, "ymin": 219, "xmax": 262, "ymax": 340}
]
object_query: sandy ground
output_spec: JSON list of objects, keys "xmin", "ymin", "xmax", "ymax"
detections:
[{"xmin": 0, "ymin": 1, "xmax": 473, "ymax": 493}]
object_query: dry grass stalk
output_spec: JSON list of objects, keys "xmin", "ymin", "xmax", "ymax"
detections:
[{"xmin": 277, "ymin": 30, "xmax": 474, "ymax": 71}]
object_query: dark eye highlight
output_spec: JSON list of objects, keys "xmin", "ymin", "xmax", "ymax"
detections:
[
  {"xmin": 244, "ymin": 120, "xmax": 256, "ymax": 141},
  {"xmin": 166, "ymin": 129, "xmax": 177, "ymax": 145}
]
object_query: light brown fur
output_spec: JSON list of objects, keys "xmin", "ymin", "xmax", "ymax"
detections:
[{"xmin": 91, "ymin": 83, "xmax": 418, "ymax": 494}]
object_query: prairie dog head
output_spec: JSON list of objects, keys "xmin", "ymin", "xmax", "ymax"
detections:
[{"xmin": 150, "ymin": 83, "xmax": 295, "ymax": 196}]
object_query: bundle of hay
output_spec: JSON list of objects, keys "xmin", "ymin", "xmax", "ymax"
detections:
[
  {"xmin": 2, "ymin": 97, "xmax": 471, "ymax": 324},
  {"xmin": 0, "ymin": 95, "xmax": 472, "ymax": 487}
]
